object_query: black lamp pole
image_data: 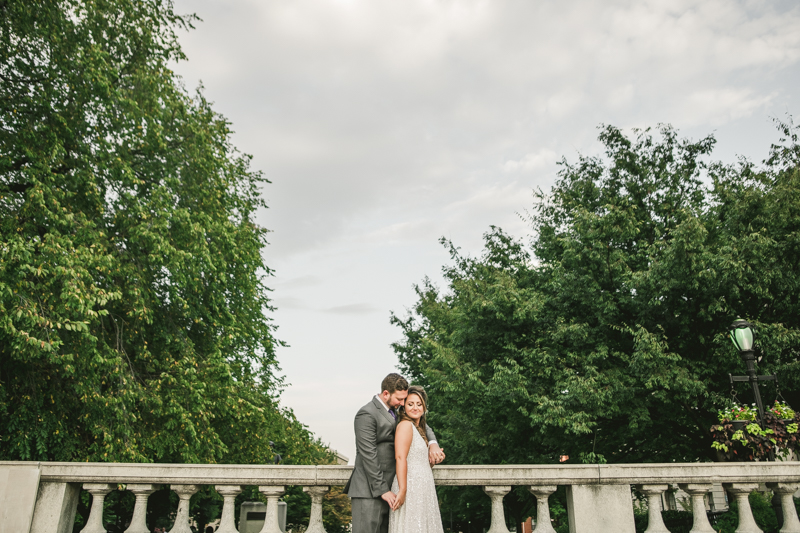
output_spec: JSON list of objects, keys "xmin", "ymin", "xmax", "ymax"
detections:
[{"xmin": 728, "ymin": 319, "xmax": 776, "ymax": 424}]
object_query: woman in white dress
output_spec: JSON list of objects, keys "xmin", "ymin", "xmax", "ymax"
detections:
[{"xmin": 388, "ymin": 386, "xmax": 444, "ymax": 533}]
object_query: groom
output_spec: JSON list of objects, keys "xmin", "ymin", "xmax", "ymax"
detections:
[{"xmin": 344, "ymin": 373, "xmax": 445, "ymax": 533}]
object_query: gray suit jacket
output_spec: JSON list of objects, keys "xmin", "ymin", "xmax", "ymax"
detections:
[{"xmin": 345, "ymin": 396, "xmax": 436, "ymax": 498}]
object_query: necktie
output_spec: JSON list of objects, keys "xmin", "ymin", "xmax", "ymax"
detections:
[{"xmin": 390, "ymin": 409, "xmax": 396, "ymax": 420}]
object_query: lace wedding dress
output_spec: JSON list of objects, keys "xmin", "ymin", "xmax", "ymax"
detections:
[{"xmin": 388, "ymin": 427, "xmax": 444, "ymax": 533}]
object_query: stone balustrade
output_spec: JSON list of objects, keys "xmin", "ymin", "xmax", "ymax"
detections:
[{"xmin": 1, "ymin": 461, "xmax": 800, "ymax": 533}]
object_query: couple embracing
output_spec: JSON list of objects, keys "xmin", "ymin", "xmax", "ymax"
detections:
[{"xmin": 344, "ymin": 373, "xmax": 445, "ymax": 533}]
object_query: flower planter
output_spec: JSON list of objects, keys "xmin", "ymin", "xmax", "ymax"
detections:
[{"xmin": 711, "ymin": 402, "xmax": 799, "ymax": 461}]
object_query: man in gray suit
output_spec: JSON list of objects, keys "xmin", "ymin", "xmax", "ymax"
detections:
[{"xmin": 345, "ymin": 373, "xmax": 445, "ymax": 533}]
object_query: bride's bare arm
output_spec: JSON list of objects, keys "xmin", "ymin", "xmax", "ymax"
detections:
[{"xmin": 392, "ymin": 421, "xmax": 414, "ymax": 510}]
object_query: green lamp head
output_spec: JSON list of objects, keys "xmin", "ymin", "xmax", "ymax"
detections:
[{"xmin": 729, "ymin": 318, "xmax": 754, "ymax": 353}]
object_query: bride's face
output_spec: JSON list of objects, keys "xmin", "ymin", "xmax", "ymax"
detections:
[{"xmin": 404, "ymin": 393, "xmax": 425, "ymax": 422}]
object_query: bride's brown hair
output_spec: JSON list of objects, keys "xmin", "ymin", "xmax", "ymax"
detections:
[{"xmin": 398, "ymin": 385, "xmax": 429, "ymax": 446}]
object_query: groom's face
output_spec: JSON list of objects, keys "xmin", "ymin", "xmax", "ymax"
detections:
[{"xmin": 383, "ymin": 389, "xmax": 408, "ymax": 409}]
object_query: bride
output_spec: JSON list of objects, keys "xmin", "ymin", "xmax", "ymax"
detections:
[{"xmin": 388, "ymin": 385, "xmax": 444, "ymax": 533}]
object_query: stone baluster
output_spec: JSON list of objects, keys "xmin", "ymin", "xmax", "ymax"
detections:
[
  {"xmin": 678, "ymin": 484, "xmax": 715, "ymax": 533},
  {"xmin": 635, "ymin": 485, "xmax": 670, "ymax": 533},
  {"xmin": 304, "ymin": 486, "xmax": 330, "ymax": 533},
  {"xmin": 766, "ymin": 483, "xmax": 800, "ymax": 533},
  {"xmin": 258, "ymin": 486, "xmax": 286, "ymax": 533},
  {"xmin": 81, "ymin": 483, "xmax": 115, "ymax": 533},
  {"xmin": 483, "ymin": 486, "xmax": 511, "ymax": 533},
  {"xmin": 528, "ymin": 486, "xmax": 557, "ymax": 533},
  {"xmin": 168, "ymin": 485, "xmax": 199, "ymax": 533},
  {"xmin": 723, "ymin": 483, "xmax": 762, "ymax": 533},
  {"xmin": 124, "ymin": 484, "xmax": 157, "ymax": 533},
  {"xmin": 215, "ymin": 485, "xmax": 242, "ymax": 533}
]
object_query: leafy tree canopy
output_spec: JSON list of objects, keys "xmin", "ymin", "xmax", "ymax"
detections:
[
  {"xmin": 393, "ymin": 120, "xmax": 800, "ymax": 467},
  {"xmin": 0, "ymin": 0, "xmax": 326, "ymax": 469},
  {"xmin": 393, "ymin": 119, "xmax": 800, "ymax": 530}
]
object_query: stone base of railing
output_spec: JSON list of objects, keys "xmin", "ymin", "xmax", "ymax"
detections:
[{"xmin": 1, "ymin": 461, "xmax": 799, "ymax": 533}]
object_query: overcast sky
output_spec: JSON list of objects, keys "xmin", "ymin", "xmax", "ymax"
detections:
[{"xmin": 171, "ymin": 0, "xmax": 800, "ymax": 463}]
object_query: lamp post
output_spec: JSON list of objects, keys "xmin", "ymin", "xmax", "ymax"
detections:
[
  {"xmin": 727, "ymin": 319, "xmax": 776, "ymax": 423},
  {"xmin": 727, "ymin": 319, "xmax": 783, "ymax": 524}
]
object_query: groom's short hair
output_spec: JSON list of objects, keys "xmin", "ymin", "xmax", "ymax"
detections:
[{"xmin": 381, "ymin": 373, "xmax": 409, "ymax": 394}]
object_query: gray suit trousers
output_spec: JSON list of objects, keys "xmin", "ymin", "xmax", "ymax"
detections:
[{"xmin": 351, "ymin": 497, "xmax": 390, "ymax": 533}]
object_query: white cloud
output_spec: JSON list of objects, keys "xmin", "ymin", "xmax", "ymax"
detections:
[
  {"xmin": 683, "ymin": 88, "xmax": 776, "ymax": 126},
  {"xmin": 363, "ymin": 220, "xmax": 433, "ymax": 245},
  {"xmin": 271, "ymin": 297, "xmax": 309, "ymax": 310},
  {"xmin": 503, "ymin": 149, "xmax": 558, "ymax": 173},
  {"xmin": 325, "ymin": 303, "xmax": 380, "ymax": 315},
  {"xmin": 274, "ymin": 275, "xmax": 323, "ymax": 290}
]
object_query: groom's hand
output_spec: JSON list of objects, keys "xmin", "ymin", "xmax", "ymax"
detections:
[
  {"xmin": 392, "ymin": 489, "xmax": 407, "ymax": 510},
  {"xmin": 428, "ymin": 442, "xmax": 445, "ymax": 465},
  {"xmin": 381, "ymin": 491, "xmax": 397, "ymax": 508}
]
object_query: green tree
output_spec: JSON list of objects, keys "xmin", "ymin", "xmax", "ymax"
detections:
[
  {"xmin": 0, "ymin": 0, "xmax": 317, "ymax": 469},
  {"xmin": 1, "ymin": 1, "xmax": 351, "ymax": 530},
  {"xmin": 392, "ymin": 120, "xmax": 800, "ymax": 528}
]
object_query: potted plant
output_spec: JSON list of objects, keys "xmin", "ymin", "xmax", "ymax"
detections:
[
  {"xmin": 717, "ymin": 403, "xmax": 758, "ymax": 430},
  {"xmin": 711, "ymin": 402, "xmax": 800, "ymax": 461},
  {"xmin": 769, "ymin": 400, "xmax": 795, "ymax": 421}
]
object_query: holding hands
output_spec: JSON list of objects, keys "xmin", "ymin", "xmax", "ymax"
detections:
[
  {"xmin": 382, "ymin": 490, "xmax": 397, "ymax": 508},
  {"xmin": 428, "ymin": 442, "xmax": 445, "ymax": 466},
  {"xmin": 390, "ymin": 488, "xmax": 406, "ymax": 511}
]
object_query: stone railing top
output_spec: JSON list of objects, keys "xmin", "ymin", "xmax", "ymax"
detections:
[{"xmin": 3, "ymin": 460, "xmax": 800, "ymax": 486}]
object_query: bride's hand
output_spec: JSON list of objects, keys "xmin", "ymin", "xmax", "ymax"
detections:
[
  {"xmin": 392, "ymin": 489, "xmax": 406, "ymax": 510},
  {"xmin": 428, "ymin": 442, "xmax": 445, "ymax": 465}
]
